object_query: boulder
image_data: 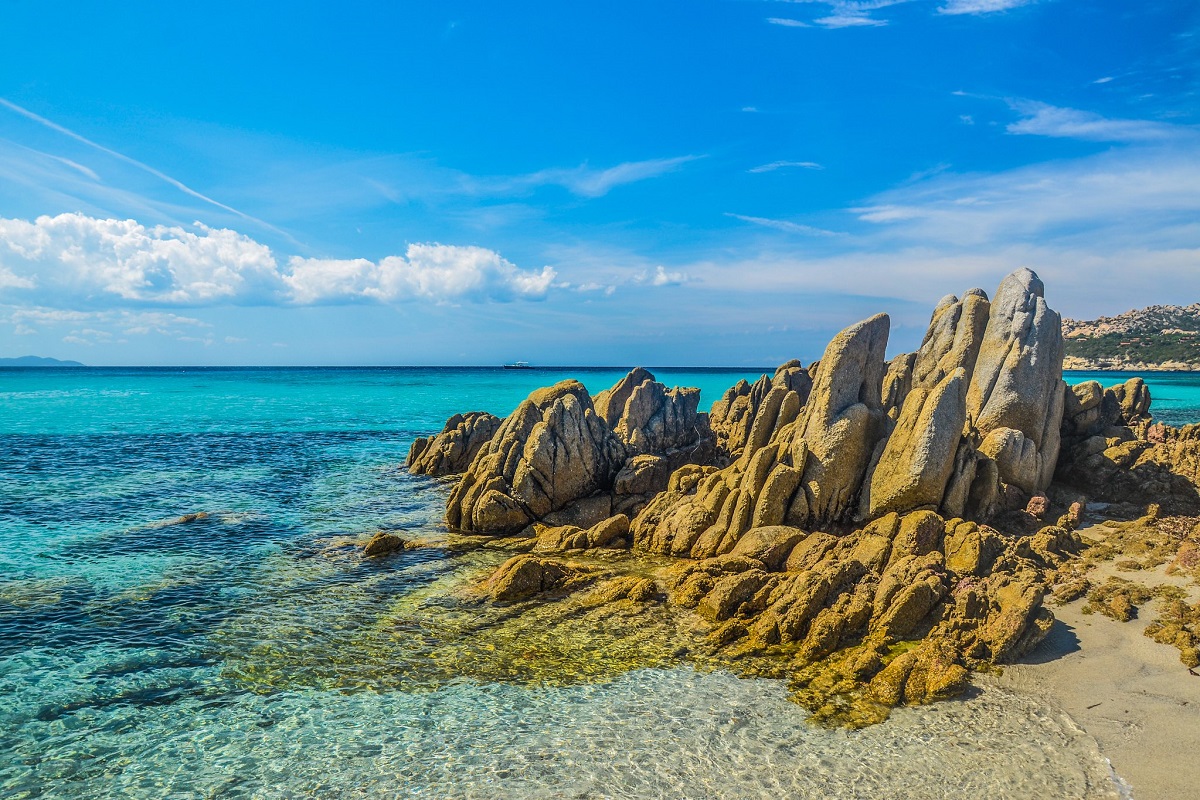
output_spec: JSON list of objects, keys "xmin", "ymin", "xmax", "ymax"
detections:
[{"xmin": 860, "ymin": 368, "xmax": 968, "ymax": 518}]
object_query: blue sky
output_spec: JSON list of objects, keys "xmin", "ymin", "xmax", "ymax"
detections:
[{"xmin": 0, "ymin": 0, "xmax": 1198, "ymax": 366}]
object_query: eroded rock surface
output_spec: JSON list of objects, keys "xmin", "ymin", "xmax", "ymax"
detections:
[
  {"xmin": 445, "ymin": 370, "xmax": 718, "ymax": 534},
  {"xmin": 407, "ymin": 411, "xmax": 502, "ymax": 477},
  {"xmin": 422, "ymin": 267, "xmax": 1200, "ymax": 727}
]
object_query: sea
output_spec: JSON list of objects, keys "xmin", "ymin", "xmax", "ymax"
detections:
[{"xmin": 3, "ymin": 365, "xmax": 1196, "ymax": 799}]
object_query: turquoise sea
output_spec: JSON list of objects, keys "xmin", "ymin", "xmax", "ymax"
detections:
[{"xmin": 3, "ymin": 366, "xmax": 1195, "ymax": 799}]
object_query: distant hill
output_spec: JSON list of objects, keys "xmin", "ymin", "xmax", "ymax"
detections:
[
  {"xmin": 0, "ymin": 356, "xmax": 86, "ymax": 367},
  {"xmin": 1063, "ymin": 303, "xmax": 1200, "ymax": 371}
]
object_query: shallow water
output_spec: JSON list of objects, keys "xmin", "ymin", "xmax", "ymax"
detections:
[{"xmin": 2, "ymin": 365, "xmax": 1190, "ymax": 798}]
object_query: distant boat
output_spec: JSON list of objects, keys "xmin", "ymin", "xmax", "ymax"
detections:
[{"xmin": 503, "ymin": 361, "xmax": 533, "ymax": 370}]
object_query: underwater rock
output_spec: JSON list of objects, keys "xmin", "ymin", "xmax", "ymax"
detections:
[
  {"xmin": 407, "ymin": 411, "xmax": 502, "ymax": 477},
  {"xmin": 363, "ymin": 531, "xmax": 408, "ymax": 557}
]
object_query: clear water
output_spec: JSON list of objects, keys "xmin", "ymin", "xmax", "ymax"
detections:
[
  {"xmin": 3, "ymin": 365, "xmax": 1191, "ymax": 799},
  {"xmin": 1065, "ymin": 370, "xmax": 1200, "ymax": 428}
]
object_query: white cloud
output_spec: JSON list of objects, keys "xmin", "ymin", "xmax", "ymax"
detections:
[
  {"xmin": 6, "ymin": 306, "xmax": 211, "ymax": 339},
  {"xmin": 0, "ymin": 97, "xmax": 281, "ymax": 235},
  {"xmin": 726, "ymin": 213, "xmax": 840, "ymax": 236},
  {"xmin": 284, "ymin": 244, "xmax": 557, "ymax": 304},
  {"xmin": 0, "ymin": 213, "xmax": 559, "ymax": 309},
  {"xmin": 1006, "ymin": 101, "xmax": 1194, "ymax": 142},
  {"xmin": 0, "ymin": 214, "xmax": 279, "ymax": 303},
  {"xmin": 814, "ymin": 14, "xmax": 888, "ymax": 27},
  {"xmin": 1093, "ymin": 76, "xmax": 1114, "ymax": 85},
  {"xmin": 769, "ymin": 1, "xmax": 912, "ymax": 28},
  {"xmin": 513, "ymin": 156, "xmax": 701, "ymax": 198},
  {"xmin": 937, "ymin": 0, "xmax": 1035, "ymax": 15},
  {"xmin": 748, "ymin": 160, "xmax": 823, "ymax": 173},
  {"xmin": 851, "ymin": 146, "xmax": 1200, "ymax": 248},
  {"xmin": 651, "ymin": 266, "xmax": 690, "ymax": 286}
]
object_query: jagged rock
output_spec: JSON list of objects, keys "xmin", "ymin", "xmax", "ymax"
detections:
[
  {"xmin": 797, "ymin": 314, "xmax": 891, "ymax": 525},
  {"xmin": 965, "ymin": 268, "xmax": 1065, "ymax": 494},
  {"xmin": 1109, "ymin": 377, "xmax": 1152, "ymax": 426},
  {"xmin": 594, "ymin": 367, "xmax": 655, "ymax": 429},
  {"xmin": 447, "ymin": 381, "xmax": 626, "ymax": 534},
  {"xmin": 860, "ymin": 368, "xmax": 968, "ymax": 518},
  {"xmin": 407, "ymin": 411, "xmax": 502, "ymax": 477}
]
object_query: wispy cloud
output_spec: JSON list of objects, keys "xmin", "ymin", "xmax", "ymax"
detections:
[
  {"xmin": 6, "ymin": 306, "xmax": 212, "ymax": 342},
  {"xmin": 0, "ymin": 98, "xmax": 284, "ymax": 236},
  {"xmin": 1006, "ymin": 100, "xmax": 1195, "ymax": 142},
  {"xmin": 768, "ymin": 0, "xmax": 912, "ymax": 28},
  {"xmin": 937, "ymin": 0, "xmax": 1036, "ymax": 15},
  {"xmin": 509, "ymin": 155, "xmax": 702, "ymax": 198},
  {"xmin": 726, "ymin": 213, "xmax": 840, "ymax": 236},
  {"xmin": 748, "ymin": 160, "xmax": 823, "ymax": 173}
]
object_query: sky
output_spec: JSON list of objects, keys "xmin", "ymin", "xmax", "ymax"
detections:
[{"xmin": 0, "ymin": 0, "xmax": 1198, "ymax": 366}]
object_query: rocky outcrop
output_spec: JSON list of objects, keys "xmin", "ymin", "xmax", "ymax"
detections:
[
  {"xmin": 1056, "ymin": 383, "xmax": 1200, "ymax": 513},
  {"xmin": 447, "ymin": 381, "xmax": 626, "ymax": 534},
  {"xmin": 425, "ymin": 268, "xmax": 1200, "ymax": 726},
  {"xmin": 445, "ymin": 371, "xmax": 718, "ymax": 534},
  {"xmin": 966, "ymin": 269, "xmax": 1065, "ymax": 495},
  {"xmin": 407, "ymin": 411, "xmax": 502, "ymax": 477},
  {"xmin": 631, "ymin": 269, "xmax": 1067, "ymax": 561}
]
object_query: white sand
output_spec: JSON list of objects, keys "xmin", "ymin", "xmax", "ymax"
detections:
[{"xmin": 991, "ymin": 594, "xmax": 1200, "ymax": 799}]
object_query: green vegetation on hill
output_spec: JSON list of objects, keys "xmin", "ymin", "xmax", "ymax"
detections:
[
  {"xmin": 1065, "ymin": 332, "xmax": 1200, "ymax": 365},
  {"xmin": 1063, "ymin": 302, "xmax": 1200, "ymax": 368}
]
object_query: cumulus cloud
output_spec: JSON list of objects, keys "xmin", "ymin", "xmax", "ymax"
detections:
[
  {"xmin": 284, "ymin": 244, "xmax": 557, "ymax": 304},
  {"xmin": 0, "ymin": 213, "xmax": 559, "ymax": 308},
  {"xmin": 0, "ymin": 213, "xmax": 278, "ymax": 304},
  {"xmin": 1006, "ymin": 101, "xmax": 1194, "ymax": 143}
]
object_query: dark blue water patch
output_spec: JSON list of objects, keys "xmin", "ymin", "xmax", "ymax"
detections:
[
  {"xmin": 53, "ymin": 514, "xmax": 300, "ymax": 560},
  {"xmin": 0, "ymin": 430, "xmax": 419, "ymax": 529},
  {"xmin": 0, "ymin": 575, "xmax": 234, "ymax": 657}
]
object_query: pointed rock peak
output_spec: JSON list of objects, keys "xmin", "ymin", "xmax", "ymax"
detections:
[
  {"xmin": 963, "ymin": 287, "xmax": 989, "ymax": 301},
  {"xmin": 595, "ymin": 367, "xmax": 658, "ymax": 428},
  {"xmin": 932, "ymin": 294, "xmax": 959, "ymax": 318},
  {"xmin": 995, "ymin": 268, "xmax": 1045, "ymax": 306}
]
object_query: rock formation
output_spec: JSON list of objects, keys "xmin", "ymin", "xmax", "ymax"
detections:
[
  {"xmin": 407, "ymin": 411, "xmax": 502, "ymax": 477},
  {"xmin": 414, "ymin": 267, "xmax": 1200, "ymax": 725},
  {"xmin": 445, "ymin": 370, "xmax": 716, "ymax": 534}
]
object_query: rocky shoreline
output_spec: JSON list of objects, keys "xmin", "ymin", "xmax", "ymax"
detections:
[{"xmin": 402, "ymin": 268, "xmax": 1200, "ymax": 727}]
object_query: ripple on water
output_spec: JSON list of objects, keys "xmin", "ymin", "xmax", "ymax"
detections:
[{"xmin": 0, "ymin": 665, "xmax": 1126, "ymax": 800}]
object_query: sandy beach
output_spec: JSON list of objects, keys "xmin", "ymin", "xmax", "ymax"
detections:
[{"xmin": 994, "ymin": 523, "xmax": 1200, "ymax": 799}]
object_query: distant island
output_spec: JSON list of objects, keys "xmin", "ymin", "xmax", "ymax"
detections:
[
  {"xmin": 1063, "ymin": 302, "xmax": 1200, "ymax": 371},
  {"xmin": 0, "ymin": 356, "xmax": 85, "ymax": 367}
]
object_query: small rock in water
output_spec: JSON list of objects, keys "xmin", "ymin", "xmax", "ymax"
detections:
[{"xmin": 363, "ymin": 531, "xmax": 407, "ymax": 557}]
